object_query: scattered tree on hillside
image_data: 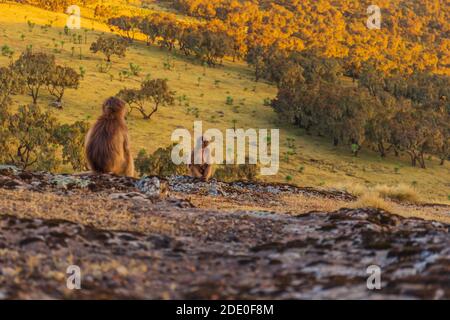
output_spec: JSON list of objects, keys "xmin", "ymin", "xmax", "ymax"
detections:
[
  {"xmin": 117, "ymin": 79, "xmax": 175, "ymax": 120},
  {"xmin": 390, "ymin": 104, "xmax": 439, "ymax": 168},
  {"xmin": 155, "ymin": 16, "xmax": 181, "ymax": 51},
  {"xmin": 90, "ymin": 35, "xmax": 128, "ymax": 62},
  {"xmin": 46, "ymin": 65, "xmax": 80, "ymax": 106},
  {"xmin": 246, "ymin": 46, "xmax": 266, "ymax": 82},
  {"xmin": 0, "ymin": 66, "xmax": 24, "ymax": 109},
  {"xmin": 13, "ymin": 49, "xmax": 55, "ymax": 104},
  {"xmin": 139, "ymin": 16, "xmax": 159, "ymax": 46},
  {"xmin": 179, "ymin": 25, "xmax": 233, "ymax": 66},
  {"xmin": 108, "ymin": 16, "xmax": 141, "ymax": 43}
]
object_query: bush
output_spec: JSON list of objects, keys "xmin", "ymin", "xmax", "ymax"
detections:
[
  {"xmin": 0, "ymin": 103, "xmax": 88, "ymax": 172},
  {"xmin": 2, "ymin": 104, "xmax": 60, "ymax": 171},
  {"xmin": 1, "ymin": 45, "xmax": 14, "ymax": 58},
  {"xmin": 135, "ymin": 145, "xmax": 188, "ymax": 177},
  {"xmin": 54, "ymin": 121, "xmax": 89, "ymax": 171},
  {"xmin": 214, "ymin": 159, "xmax": 259, "ymax": 182}
]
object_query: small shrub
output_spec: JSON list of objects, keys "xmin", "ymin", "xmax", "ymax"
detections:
[
  {"xmin": 135, "ymin": 146, "xmax": 188, "ymax": 177},
  {"xmin": 54, "ymin": 121, "xmax": 89, "ymax": 171},
  {"xmin": 96, "ymin": 62, "xmax": 112, "ymax": 73},
  {"xmin": 79, "ymin": 66, "xmax": 86, "ymax": 79},
  {"xmin": 129, "ymin": 63, "xmax": 141, "ymax": 76},
  {"xmin": 1, "ymin": 45, "xmax": 14, "ymax": 58},
  {"xmin": 214, "ymin": 160, "xmax": 259, "ymax": 182}
]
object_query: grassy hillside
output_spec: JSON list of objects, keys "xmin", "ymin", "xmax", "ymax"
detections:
[{"xmin": 0, "ymin": 2, "xmax": 449, "ymax": 204}]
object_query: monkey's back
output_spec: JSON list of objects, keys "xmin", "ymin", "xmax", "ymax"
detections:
[{"xmin": 85, "ymin": 116, "xmax": 127, "ymax": 174}]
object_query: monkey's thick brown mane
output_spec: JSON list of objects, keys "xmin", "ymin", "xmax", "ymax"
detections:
[{"xmin": 86, "ymin": 113, "xmax": 127, "ymax": 173}]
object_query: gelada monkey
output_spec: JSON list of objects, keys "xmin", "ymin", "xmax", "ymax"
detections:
[
  {"xmin": 85, "ymin": 97, "xmax": 135, "ymax": 177},
  {"xmin": 189, "ymin": 136, "xmax": 213, "ymax": 182}
]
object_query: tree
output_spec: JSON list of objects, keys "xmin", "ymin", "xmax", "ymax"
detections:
[
  {"xmin": 90, "ymin": 35, "xmax": 128, "ymax": 62},
  {"xmin": 194, "ymin": 27, "xmax": 232, "ymax": 66},
  {"xmin": 108, "ymin": 16, "xmax": 141, "ymax": 43},
  {"xmin": 156, "ymin": 16, "xmax": 181, "ymax": 51},
  {"xmin": 139, "ymin": 16, "xmax": 160, "ymax": 46},
  {"xmin": 13, "ymin": 49, "xmax": 55, "ymax": 104},
  {"xmin": 364, "ymin": 92, "xmax": 398, "ymax": 157},
  {"xmin": 46, "ymin": 65, "xmax": 80, "ymax": 106},
  {"xmin": 391, "ymin": 102, "xmax": 442, "ymax": 169},
  {"xmin": 180, "ymin": 25, "xmax": 231, "ymax": 66},
  {"xmin": 118, "ymin": 79, "xmax": 175, "ymax": 120},
  {"xmin": 246, "ymin": 45, "xmax": 266, "ymax": 81},
  {"xmin": 0, "ymin": 66, "xmax": 24, "ymax": 110}
]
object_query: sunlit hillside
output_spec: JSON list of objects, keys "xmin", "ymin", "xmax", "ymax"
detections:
[{"xmin": 0, "ymin": 1, "xmax": 449, "ymax": 204}]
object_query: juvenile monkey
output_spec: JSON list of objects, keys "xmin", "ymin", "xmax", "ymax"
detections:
[
  {"xmin": 189, "ymin": 137, "xmax": 213, "ymax": 182},
  {"xmin": 85, "ymin": 97, "xmax": 135, "ymax": 177}
]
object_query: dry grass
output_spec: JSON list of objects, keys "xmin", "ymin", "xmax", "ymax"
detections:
[
  {"xmin": 183, "ymin": 192, "xmax": 348, "ymax": 214},
  {"xmin": 331, "ymin": 182, "xmax": 368, "ymax": 197},
  {"xmin": 351, "ymin": 192, "xmax": 394, "ymax": 212},
  {"xmin": 374, "ymin": 184, "xmax": 420, "ymax": 204},
  {"xmin": 0, "ymin": 189, "xmax": 176, "ymax": 235},
  {"xmin": 1, "ymin": 188, "xmax": 449, "ymax": 226},
  {"xmin": 334, "ymin": 183, "xmax": 421, "ymax": 204}
]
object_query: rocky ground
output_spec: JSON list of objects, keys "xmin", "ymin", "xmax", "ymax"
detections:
[{"xmin": 0, "ymin": 166, "xmax": 449, "ymax": 299}]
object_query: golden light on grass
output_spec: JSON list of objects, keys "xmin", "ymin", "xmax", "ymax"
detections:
[
  {"xmin": 333, "ymin": 182, "xmax": 421, "ymax": 204},
  {"xmin": 374, "ymin": 183, "xmax": 420, "ymax": 204},
  {"xmin": 351, "ymin": 192, "xmax": 394, "ymax": 212}
]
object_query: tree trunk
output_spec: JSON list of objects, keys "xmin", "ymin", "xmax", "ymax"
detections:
[
  {"xmin": 418, "ymin": 153, "xmax": 426, "ymax": 169},
  {"xmin": 409, "ymin": 152, "xmax": 417, "ymax": 167},
  {"xmin": 333, "ymin": 137, "xmax": 339, "ymax": 146},
  {"xmin": 31, "ymin": 88, "xmax": 39, "ymax": 104},
  {"xmin": 377, "ymin": 141, "xmax": 386, "ymax": 157},
  {"xmin": 394, "ymin": 147, "xmax": 399, "ymax": 157}
]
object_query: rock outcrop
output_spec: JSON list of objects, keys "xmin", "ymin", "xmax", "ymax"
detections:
[{"xmin": 0, "ymin": 167, "xmax": 449, "ymax": 299}]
